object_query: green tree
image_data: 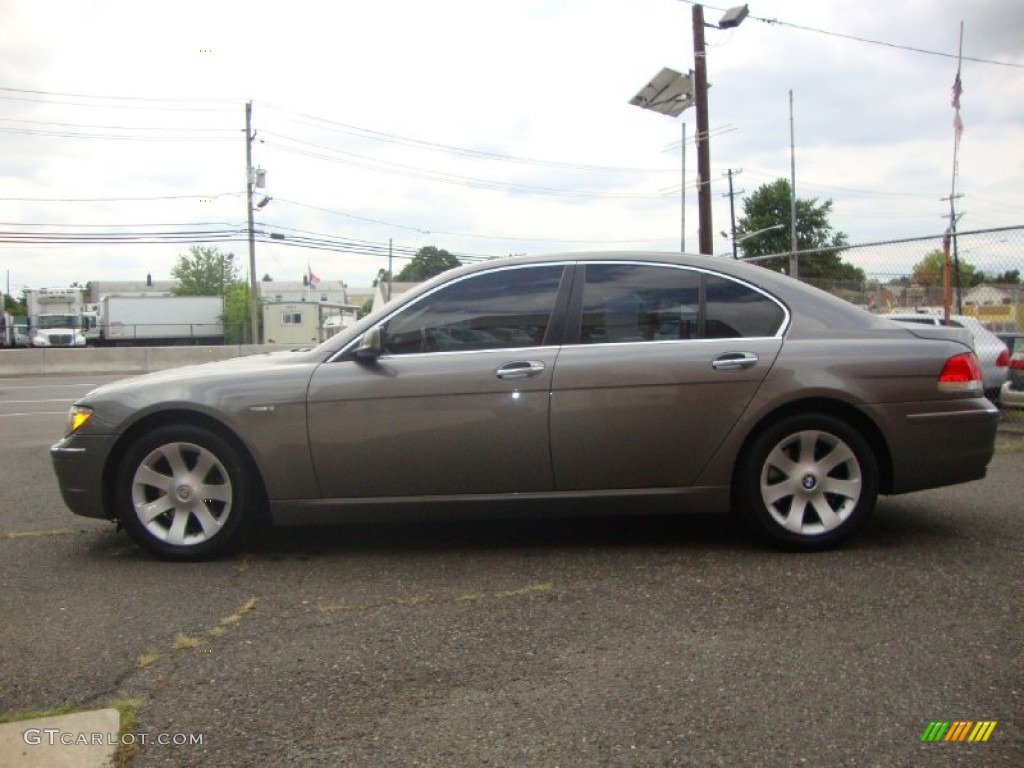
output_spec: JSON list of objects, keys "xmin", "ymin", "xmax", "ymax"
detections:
[
  {"xmin": 3, "ymin": 292, "xmax": 24, "ymax": 314},
  {"xmin": 736, "ymin": 179, "xmax": 863, "ymax": 281},
  {"xmin": 973, "ymin": 268, "xmax": 1021, "ymax": 286},
  {"xmin": 171, "ymin": 246, "xmax": 238, "ymax": 296},
  {"xmin": 221, "ymin": 282, "xmax": 254, "ymax": 344},
  {"xmin": 911, "ymin": 249, "xmax": 977, "ymax": 288},
  {"xmin": 395, "ymin": 246, "xmax": 460, "ymax": 281}
]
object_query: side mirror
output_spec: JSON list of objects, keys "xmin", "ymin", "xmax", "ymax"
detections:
[{"xmin": 355, "ymin": 325, "xmax": 384, "ymax": 361}]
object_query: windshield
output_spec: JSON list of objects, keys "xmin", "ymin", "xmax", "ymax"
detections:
[{"xmin": 35, "ymin": 315, "xmax": 80, "ymax": 329}]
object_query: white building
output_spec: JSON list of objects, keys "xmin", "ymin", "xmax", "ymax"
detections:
[{"xmin": 259, "ymin": 280, "xmax": 349, "ymax": 305}]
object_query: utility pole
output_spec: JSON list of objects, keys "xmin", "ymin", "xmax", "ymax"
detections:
[
  {"xmin": 945, "ymin": 21, "xmax": 966, "ymax": 316},
  {"xmin": 680, "ymin": 123, "xmax": 687, "ymax": 252},
  {"xmin": 723, "ymin": 168, "xmax": 743, "ymax": 259},
  {"xmin": 692, "ymin": 4, "xmax": 713, "ymax": 255},
  {"xmin": 788, "ymin": 90, "xmax": 799, "ymax": 278},
  {"xmin": 245, "ymin": 101, "xmax": 259, "ymax": 345}
]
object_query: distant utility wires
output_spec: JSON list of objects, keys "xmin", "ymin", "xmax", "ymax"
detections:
[{"xmin": 675, "ymin": 1, "xmax": 1024, "ymax": 69}]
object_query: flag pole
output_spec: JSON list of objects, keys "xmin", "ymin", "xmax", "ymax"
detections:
[{"xmin": 945, "ymin": 21, "xmax": 965, "ymax": 322}]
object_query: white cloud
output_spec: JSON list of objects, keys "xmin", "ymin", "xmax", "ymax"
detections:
[{"xmin": 0, "ymin": 0, "xmax": 1021, "ymax": 296}]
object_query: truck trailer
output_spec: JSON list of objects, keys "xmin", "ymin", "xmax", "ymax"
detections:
[{"xmin": 95, "ymin": 295, "xmax": 224, "ymax": 346}]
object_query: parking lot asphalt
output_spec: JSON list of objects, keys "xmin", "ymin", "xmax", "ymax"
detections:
[{"xmin": 1, "ymin": 374, "xmax": 1021, "ymax": 766}]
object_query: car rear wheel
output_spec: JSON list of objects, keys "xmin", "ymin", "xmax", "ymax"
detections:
[
  {"xmin": 737, "ymin": 414, "xmax": 878, "ymax": 550},
  {"xmin": 116, "ymin": 424, "xmax": 250, "ymax": 560}
]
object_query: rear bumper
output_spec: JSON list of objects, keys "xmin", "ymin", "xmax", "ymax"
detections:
[
  {"xmin": 50, "ymin": 434, "xmax": 117, "ymax": 519},
  {"xmin": 1000, "ymin": 380, "xmax": 1024, "ymax": 409},
  {"xmin": 861, "ymin": 398, "xmax": 999, "ymax": 494}
]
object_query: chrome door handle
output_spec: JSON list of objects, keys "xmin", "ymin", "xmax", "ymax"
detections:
[
  {"xmin": 711, "ymin": 352, "xmax": 759, "ymax": 371},
  {"xmin": 496, "ymin": 361, "xmax": 546, "ymax": 380}
]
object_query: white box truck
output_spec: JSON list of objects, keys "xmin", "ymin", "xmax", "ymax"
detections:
[
  {"xmin": 25, "ymin": 288, "xmax": 87, "ymax": 347},
  {"xmin": 97, "ymin": 295, "xmax": 224, "ymax": 346}
]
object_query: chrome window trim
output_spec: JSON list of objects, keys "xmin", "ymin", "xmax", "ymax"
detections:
[{"xmin": 327, "ymin": 258, "xmax": 790, "ymax": 362}]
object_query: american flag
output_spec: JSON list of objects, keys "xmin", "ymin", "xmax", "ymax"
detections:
[
  {"xmin": 307, "ymin": 266, "xmax": 320, "ymax": 287},
  {"xmin": 951, "ymin": 69, "xmax": 963, "ymax": 136}
]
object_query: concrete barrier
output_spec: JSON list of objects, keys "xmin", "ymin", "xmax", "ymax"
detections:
[{"xmin": 0, "ymin": 345, "xmax": 296, "ymax": 376}]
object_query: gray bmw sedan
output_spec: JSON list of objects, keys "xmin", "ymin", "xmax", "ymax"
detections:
[{"xmin": 52, "ymin": 253, "xmax": 999, "ymax": 559}]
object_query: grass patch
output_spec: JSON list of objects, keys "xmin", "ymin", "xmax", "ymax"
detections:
[
  {"xmin": 109, "ymin": 697, "xmax": 143, "ymax": 768},
  {"xmin": 494, "ymin": 582, "xmax": 553, "ymax": 599},
  {"xmin": 218, "ymin": 597, "xmax": 258, "ymax": 627},
  {"xmin": 172, "ymin": 634, "xmax": 201, "ymax": 650},
  {"xmin": 0, "ymin": 704, "xmax": 77, "ymax": 724},
  {"xmin": 0, "ymin": 528, "xmax": 77, "ymax": 540},
  {"xmin": 995, "ymin": 437, "xmax": 1024, "ymax": 453},
  {"xmin": 136, "ymin": 650, "xmax": 160, "ymax": 669}
]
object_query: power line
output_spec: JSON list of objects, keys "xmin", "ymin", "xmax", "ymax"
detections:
[
  {"xmin": 260, "ymin": 103, "xmax": 674, "ymax": 174},
  {"xmin": 0, "ymin": 85, "xmax": 241, "ymax": 107},
  {"xmin": 262, "ymin": 137, "xmax": 674, "ymax": 199},
  {"xmin": 675, "ymin": 1, "xmax": 1024, "ymax": 69},
  {"xmin": 0, "ymin": 193, "xmax": 239, "ymax": 203}
]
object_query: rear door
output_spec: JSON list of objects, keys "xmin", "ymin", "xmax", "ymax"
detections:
[{"xmin": 549, "ymin": 262, "xmax": 786, "ymax": 490}]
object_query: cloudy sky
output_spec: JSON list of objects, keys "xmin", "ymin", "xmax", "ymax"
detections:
[{"xmin": 1, "ymin": 0, "xmax": 1022, "ymax": 295}]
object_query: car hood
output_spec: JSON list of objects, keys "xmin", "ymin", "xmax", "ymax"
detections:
[{"xmin": 81, "ymin": 349, "xmax": 321, "ymax": 399}]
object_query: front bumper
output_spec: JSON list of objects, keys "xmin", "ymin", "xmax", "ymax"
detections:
[{"xmin": 50, "ymin": 433, "xmax": 118, "ymax": 519}]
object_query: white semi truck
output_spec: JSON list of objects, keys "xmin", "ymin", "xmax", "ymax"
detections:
[
  {"xmin": 25, "ymin": 288, "xmax": 87, "ymax": 347},
  {"xmin": 94, "ymin": 295, "xmax": 224, "ymax": 346}
]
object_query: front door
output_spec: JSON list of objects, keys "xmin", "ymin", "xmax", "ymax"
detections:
[{"xmin": 307, "ymin": 264, "xmax": 569, "ymax": 499}]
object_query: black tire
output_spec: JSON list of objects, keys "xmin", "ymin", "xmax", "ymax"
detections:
[
  {"xmin": 115, "ymin": 424, "xmax": 252, "ymax": 560},
  {"xmin": 736, "ymin": 413, "xmax": 879, "ymax": 551}
]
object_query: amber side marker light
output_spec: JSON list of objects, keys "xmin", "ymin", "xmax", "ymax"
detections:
[
  {"xmin": 67, "ymin": 406, "xmax": 93, "ymax": 435},
  {"xmin": 937, "ymin": 353, "xmax": 983, "ymax": 392}
]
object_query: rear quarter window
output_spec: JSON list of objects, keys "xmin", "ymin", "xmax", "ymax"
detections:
[{"xmin": 704, "ymin": 274, "xmax": 786, "ymax": 338}]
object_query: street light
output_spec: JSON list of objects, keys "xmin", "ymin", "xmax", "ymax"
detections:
[
  {"xmin": 723, "ymin": 223, "xmax": 785, "ymax": 259},
  {"xmin": 692, "ymin": 4, "xmax": 749, "ymax": 255}
]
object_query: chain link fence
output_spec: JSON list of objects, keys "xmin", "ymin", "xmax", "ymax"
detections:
[{"xmin": 745, "ymin": 225, "xmax": 1024, "ymax": 332}]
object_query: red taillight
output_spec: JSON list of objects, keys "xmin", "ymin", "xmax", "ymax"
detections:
[
  {"xmin": 1010, "ymin": 354, "xmax": 1024, "ymax": 370},
  {"xmin": 938, "ymin": 352, "xmax": 983, "ymax": 392},
  {"xmin": 996, "ymin": 349, "xmax": 1010, "ymax": 367}
]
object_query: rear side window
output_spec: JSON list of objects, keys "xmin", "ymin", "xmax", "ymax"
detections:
[
  {"xmin": 580, "ymin": 264, "xmax": 700, "ymax": 343},
  {"xmin": 579, "ymin": 264, "xmax": 784, "ymax": 343}
]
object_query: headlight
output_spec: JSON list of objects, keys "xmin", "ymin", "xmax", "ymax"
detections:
[{"xmin": 67, "ymin": 405, "xmax": 93, "ymax": 435}]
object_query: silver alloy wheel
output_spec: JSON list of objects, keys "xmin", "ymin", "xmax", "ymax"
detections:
[
  {"xmin": 130, "ymin": 441, "xmax": 233, "ymax": 547},
  {"xmin": 758, "ymin": 429, "xmax": 863, "ymax": 536}
]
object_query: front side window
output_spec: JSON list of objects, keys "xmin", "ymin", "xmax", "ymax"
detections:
[
  {"xmin": 579, "ymin": 264, "xmax": 784, "ymax": 343},
  {"xmin": 382, "ymin": 265, "xmax": 565, "ymax": 355}
]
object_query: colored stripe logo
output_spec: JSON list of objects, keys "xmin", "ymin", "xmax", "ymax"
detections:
[{"xmin": 921, "ymin": 721, "xmax": 997, "ymax": 742}]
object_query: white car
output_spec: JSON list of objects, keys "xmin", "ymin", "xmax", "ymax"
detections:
[{"xmin": 884, "ymin": 314, "xmax": 1009, "ymax": 399}]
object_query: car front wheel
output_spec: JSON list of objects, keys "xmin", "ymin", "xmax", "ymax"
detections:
[
  {"xmin": 116, "ymin": 424, "xmax": 251, "ymax": 560},
  {"xmin": 737, "ymin": 414, "xmax": 879, "ymax": 550}
]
